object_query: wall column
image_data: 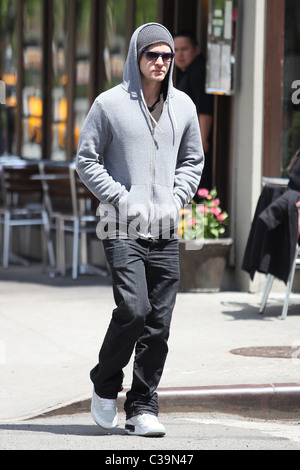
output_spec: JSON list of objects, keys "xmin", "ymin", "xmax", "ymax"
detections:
[{"xmin": 231, "ymin": 0, "xmax": 266, "ymax": 291}]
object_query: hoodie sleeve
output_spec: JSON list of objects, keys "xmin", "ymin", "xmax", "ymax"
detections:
[
  {"xmin": 173, "ymin": 108, "xmax": 204, "ymax": 206},
  {"xmin": 76, "ymin": 99, "xmax": 129, "ymax": 205}
]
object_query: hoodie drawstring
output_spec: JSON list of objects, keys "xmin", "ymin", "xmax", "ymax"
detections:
[
  {"xmin": 168, "ymin": 93, "xmax": 179, "ymax": 131},
  {"xmin": 140, "ymin": 89, "xmax": 164, "ymax": 134},
  {"xmin": 140, "ymin": 89, "xmax": 179, "ymax": 135}
]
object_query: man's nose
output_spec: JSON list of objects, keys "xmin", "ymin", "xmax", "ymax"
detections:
[{"xmin": 155, "ymin": 55, "xmax": 164, "ymax": 65}]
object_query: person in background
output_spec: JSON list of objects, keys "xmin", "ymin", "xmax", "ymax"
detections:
[{"xmin": 174, "ymin": 31, "xmax": 213, "ymax": 193}]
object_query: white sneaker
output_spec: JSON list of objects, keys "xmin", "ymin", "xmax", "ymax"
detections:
[
  {"xmin": 125, "ymin": 413, "xmax": 166, "ymax": 436},
  {"xmin": 91, "ymin": 389, "xmax": 118, "ymax": 429}
]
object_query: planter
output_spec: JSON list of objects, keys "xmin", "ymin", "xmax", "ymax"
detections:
[{"xmin": 178, "ymin": 238, "xmax": 233, "ymax": 293}]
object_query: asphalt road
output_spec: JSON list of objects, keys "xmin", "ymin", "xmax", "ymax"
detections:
[{"xmin": 1, "ymin": 412, "xmax": 299, "ymax": 451}]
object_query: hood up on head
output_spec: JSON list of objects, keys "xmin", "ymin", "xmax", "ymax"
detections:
[{"xmin": 121, "ymin": 22, "xmax": 177, "ymax": 133}]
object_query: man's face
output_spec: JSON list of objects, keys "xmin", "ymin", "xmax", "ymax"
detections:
[
  {"xmin": 139, "ymin": 43, "xmax": 172, "ymax": 85},
  {"xmin": 174, "ymin": 36, "xmax": 200, "ymax": 72}
]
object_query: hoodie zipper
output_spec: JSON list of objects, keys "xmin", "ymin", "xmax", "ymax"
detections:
[{"xmin": 147, "ymin": 125, "xmax": 156, "ymax": 235}]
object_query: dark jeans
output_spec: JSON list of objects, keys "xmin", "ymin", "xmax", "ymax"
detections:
[{"xmin": 90, "ymin": 237, "xmax": 180, "ymax": 419}]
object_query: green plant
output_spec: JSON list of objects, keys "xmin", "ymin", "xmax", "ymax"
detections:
[{"xmin": 178, "ymin": 188, "xmax": 228, "ymax": 240}]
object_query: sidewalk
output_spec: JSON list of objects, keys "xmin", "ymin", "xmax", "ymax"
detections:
[{"xmin": 1, "ymin": 263, "xmax": 300, "ymax": 422}]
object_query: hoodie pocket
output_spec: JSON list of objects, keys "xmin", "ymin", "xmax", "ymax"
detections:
[
  {"xmin": 152, "ymin": 184, "xmax": 180, "ymax": 229},
  {"xmin": 119, "ymin": 184, "xmax": 151, "ymax": 227}
]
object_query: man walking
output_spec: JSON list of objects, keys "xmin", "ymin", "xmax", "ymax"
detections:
[{"xmin": 76, "ymin": 23, "xmax": 203, "ymax": 436}]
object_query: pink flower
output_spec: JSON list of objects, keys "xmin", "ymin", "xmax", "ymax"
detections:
[
  {"xmin": 217, "ymin": 213, "xmax": 225, "ymax": 222},
  {"xmin": 198, "ymin": 205, "xmax": 208, "ymax": 214},
  {"xmin": 213, "ymin": 198, "xmax": 220, "ymax": 206},
  {"xmin": 197, "ymin": 188, "xmax": 209, "ymax": 197},
  {"xmin": 187, "ymin": 218, "xmax": 196, "ymax": 227},
  {"xmin": 210, "ymin": 207, "xmax": 221, "ymax": 216}
]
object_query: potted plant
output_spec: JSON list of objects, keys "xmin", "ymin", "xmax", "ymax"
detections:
[{"xmin": 178, "ymin": 188, "xmax": 233, "ymax": 292}]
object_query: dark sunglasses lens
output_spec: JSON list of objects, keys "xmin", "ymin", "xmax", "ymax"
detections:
[
  {"xmin": 145, "ymin": 52, "xmax": 173, "ymax": 62},
  {"xmin": 162, "ymin": 53, "xmax": 173, "ymax": 61},
  {"xmin": 146, "ymin": 52, "xmax": 160, "ymax": 61}
]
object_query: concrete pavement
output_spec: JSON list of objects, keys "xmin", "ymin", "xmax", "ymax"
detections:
[
  {"xmin": 2, "ymin": 412, "xmax": 300, "ymax": 450},
  {"xmin": 1, "ymin": 263, "xmax": 300, "ymax": 423}
]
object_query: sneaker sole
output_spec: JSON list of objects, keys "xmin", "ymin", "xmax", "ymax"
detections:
[{"xmin": 125, "ymin": 425, "xmax": 165, "ymax": 437}]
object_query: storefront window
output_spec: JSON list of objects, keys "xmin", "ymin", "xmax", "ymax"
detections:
[
  {"xmin": 74, "ymin": 0, "xmax": 91, "ymax": 157},
  {"xmin": 135, "ymin": 0, "xmax": 158, "ymax": 28},
  {"xmin": 0, "ymin": 0, "xmax": 18, "ymax": 156},
  {"xmin": 51, "ymin": 0, "xmax": 68, "ymax": 160},
  {"xmin": 104, "ymin": 0, "xmax": 127, "ymax": 90},
  {"xmin": 22, "ymin": 0, "xmax": 43, "ymax": 159},
  {"xmin": 282, "ymin": 0, "xmax": 300, "ymax": 173},
  {"xmin": 0, "ymin": 0, "xmax": 160, "ymax": 161}
]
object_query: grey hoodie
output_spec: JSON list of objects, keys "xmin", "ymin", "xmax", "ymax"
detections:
[{"xmin": 76, "ymin": 23, "xmax": 204, "ymax": 239}]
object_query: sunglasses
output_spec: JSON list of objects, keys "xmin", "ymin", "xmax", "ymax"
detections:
[{"xmin": 142, "ymin": 51, "xmax": 175, "ymax": 63}]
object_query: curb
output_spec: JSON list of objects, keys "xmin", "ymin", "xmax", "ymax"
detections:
[{"xmin": 29, "ymin": 383, "xmax": 300, "ymax": 421}]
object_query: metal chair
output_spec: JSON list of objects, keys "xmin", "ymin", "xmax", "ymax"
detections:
[
  {"xmin": 39, "ymin": 161, "xmax": 106, "ymax": 279},
  {"xmin": 259, "ymin": 177, "xmax": 300, "ymax": 319},
  {"xmin": 0, "ymin": 160, "xmax": 55, "ymax": 268},
  {"xmin": 259, "ymin": 244, "xmax": 300, "ymax": 320}
]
